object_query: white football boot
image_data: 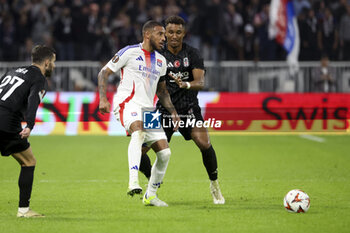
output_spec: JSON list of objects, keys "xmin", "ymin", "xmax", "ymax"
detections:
[
  {"xmin": 143, "ymin": 193, "xmax": 168, "ymax": 207},
  {"xmin": 17, "ymin": 209, "xmax": 45, "ymax": 218},
  {"xmin": 210, "ymin": 180, "xmax": 225, "ymax": 204}
]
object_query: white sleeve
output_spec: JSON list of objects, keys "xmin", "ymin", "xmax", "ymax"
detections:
[
  {"xmin": 106, "ymin": 48, "xmax": 130, "ymax": 72},
  {"xmin": 160, "ymin": 57, "xmax": 167, "ymax": 76}
]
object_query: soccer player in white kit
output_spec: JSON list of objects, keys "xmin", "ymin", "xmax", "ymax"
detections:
[{"xmin": 98, "ymin": 21, "xmax": 180, "ymax": 207}]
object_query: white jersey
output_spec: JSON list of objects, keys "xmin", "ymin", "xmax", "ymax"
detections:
[{"xmin": 106, "ymin": 43, "xmax": 167, "ymax": 108}]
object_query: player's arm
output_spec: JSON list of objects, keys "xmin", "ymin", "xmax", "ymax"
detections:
[
  {"xmin": 156, "ymin": 80, "xmax": 181, "ymax": 131},
  {"xmin": 98, "ymin": 66, "xmax": 114, "ymax": 114},
  {"xmin": 170, "ymin": 68, "xmax": 205, "ymax": 90},
  {"xmin": 21, "ymin": 80, "xmax": 45, "ymax": 138}
]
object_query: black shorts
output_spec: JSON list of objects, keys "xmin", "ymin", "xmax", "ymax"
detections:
[
  {"xmin": 0, "ymin": 131, "xmax": 30, "ymax": 156},
  {"xmin": 162, "ymin": 105, "xmax": 204, "ymax": 142}
]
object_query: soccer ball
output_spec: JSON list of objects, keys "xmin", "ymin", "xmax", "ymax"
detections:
[{"xmin": 283, "ymin": 189, "xmax": 310, "ymax": 213}]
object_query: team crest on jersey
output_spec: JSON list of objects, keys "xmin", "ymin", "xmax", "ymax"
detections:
[
  {"xmin": 38, "ymin": 90, "xmax": 46, "ymax": 102},
  {"xmin": 112, "ymin": 54, "xmax": 119, "ymax": 63},
  {"xmin": 183, "ymin": 57, "xmax": 189, "ymax": 67},
  {"xmin": 157, "ymin": 59, "xmax": 162, "ymax": 67},
  {"xmin": 174, "ymin": 60, "xmax": 181, "ymax": 68}
]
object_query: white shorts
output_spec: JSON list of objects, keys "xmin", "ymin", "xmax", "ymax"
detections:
[
  {"xmin": 113, "ymin": 100, "xmax": 142, "ymax": 131},
  {"xmin": 113, "ymin": 100, "xmax": 167, "ymax": 147}
]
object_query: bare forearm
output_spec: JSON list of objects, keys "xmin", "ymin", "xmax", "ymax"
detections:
[
  {"xmin": 188, "ymin": 69, "xmax": 205, "ymax": 90},
  {"xmin": 157, "ymin": 85, "xmax": 176, "ymax": 114},
  {"xmin": 187, "ymin": 79, "xmax": 204, "ymax": 90},
  {"xmin": 98, "ymin": 68, "xmax": 109, "ymax": 100},
  {"xmin": 159, "ymin": 93, "xmax": 176, "ymax": 114}
]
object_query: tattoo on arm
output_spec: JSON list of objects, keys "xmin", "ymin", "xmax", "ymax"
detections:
[{"xmin": 98, "ymin": 68, "xmax": 110, "ymax": 99}]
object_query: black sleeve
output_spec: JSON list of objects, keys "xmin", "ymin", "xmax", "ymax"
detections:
[
  {"xmin": 25, "ymin": 78, "xmax": 45, "ymax": 130},
  {"xmin": 190, "ymin": 48, "xmax": 205, "ymax": 70}
]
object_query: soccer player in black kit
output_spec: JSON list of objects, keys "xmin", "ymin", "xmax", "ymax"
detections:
[
  {"xmin": 140, "ymin": 16, "xmax": 224, "ymax": 204},
  {"xmin": 0, "ymin": 45, "xmax": 56, "ymax": 217}
]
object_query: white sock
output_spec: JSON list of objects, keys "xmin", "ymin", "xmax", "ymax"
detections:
[
  {"xmin": 128, "ymin": 130, "xmax": 145, "ymax": 187},
  {"xmin": 18, "ymin": 207, "xmax": 29, "ymax": 213},
  {"xmin": 147, "ymin": 148, "xmax": 171, "ymax": 197}
]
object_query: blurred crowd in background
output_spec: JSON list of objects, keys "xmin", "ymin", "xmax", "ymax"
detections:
[{"xmin": 1, "ymin": 0, "xmax": 350, "ymax": 62}]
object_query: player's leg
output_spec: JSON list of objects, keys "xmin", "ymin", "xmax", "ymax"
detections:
[
  {"xmin": 191, "ymin": 126, "xmax": 225, "ymax": 204},
  {"xmin": 126, "ymin": 120, "xmax": 145, "ymax": 196},
  {"xmin": 12, "ymin": 147, "xmax": 44, "ymax": 217},
  {"xmin": 139, "ymin": 120, "xmax": 174, "ymax": 180},
  {"xmin": 143, "ymin": 133, "xmax": 171, "ymax": 207},
  {"xmin": 139, "ymin": 145, "xmax": 152, "ymax": 180}
]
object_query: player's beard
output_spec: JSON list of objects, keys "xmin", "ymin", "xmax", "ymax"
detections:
[
  {"xmin": 44, "ymin": 63, "xmax": 53, "ymax": 77},
  {"xmin": 150, "ymin": 37, "xmax": 162, "ymax": 51}
]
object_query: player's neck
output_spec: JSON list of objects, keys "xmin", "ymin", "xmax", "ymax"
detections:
[
  {"xmin": 167, "ymin": 44, "xmax": 182, "ymax": 55},
  {"xmin": 141, "ymin": 42, "xmax": 154, "ymax": 53},
  {"xmin": 32, "ymin": 63, "xmax": 45, "ymax": 76}
]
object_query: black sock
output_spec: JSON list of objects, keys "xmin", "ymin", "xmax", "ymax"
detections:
[
  {"xmin": 18, "ymin": 166, "xmax": 35, "ymax": 208},
  {"xmin": 201, "ymin": 146, "xmax": 218, "ymax": 181},
  {"xmin": 139, "ymin": 154, "xmax": 152, "ymax": 179}
]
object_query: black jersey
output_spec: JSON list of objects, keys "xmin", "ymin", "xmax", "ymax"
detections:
[
  {"xmin": 0, "ymin": 66, "xmax": 47, "ymax": 133},
  {"xmin": 157, "ymin": 43, "xmax": 205, "ymax": 113}
]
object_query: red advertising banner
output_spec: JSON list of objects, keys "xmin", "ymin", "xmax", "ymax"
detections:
[
  {"xmin": 31, "ymin": 92, "xmax": 350, "ymax": 135},
  {"xmin": 204, "ymin": 93, "xmax": 350, "ymax": 132}
]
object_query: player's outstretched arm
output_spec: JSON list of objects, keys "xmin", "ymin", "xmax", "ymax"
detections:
[
  {"xmin": 98, "ymin": 66, "xmax": 113, "ymax": 114},
  {"xmin": 169, "ymin": 68, "xmax": 205, "ymax": 90},
  {"xmin": 156, "ymin": 81, "xmax": 181, "ymax": 131}
]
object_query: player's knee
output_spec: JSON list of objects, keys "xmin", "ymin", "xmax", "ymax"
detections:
[
  {"xmin": 131, "ymin": 130, "xmax": 145, "ymax": 141},
  {"xmin": 141, "ymin": 144, "xmax": 150, "ymax": 155},
  {"xmin": 22, "ymin": 157, "xmax": 36, "ymax": 167},
  {"xmin": 192, "ymin": 135, "xmax": 211, "ymax": 150},
  {"xmin": 156, "ymin": 148, "xmax": 171, "ymax": 163}
]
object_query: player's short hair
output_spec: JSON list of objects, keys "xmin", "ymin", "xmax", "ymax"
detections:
[
  {"xmin": 31, "ymin": 45, "xmax": 56, "ymax": 64},
  {"xmin": 142, "ymin": 20, "xmax": 164, "ymax": 35},
  {"xmin": 165, "ymin": 16, "xmax": 185, "ymax": 27}
]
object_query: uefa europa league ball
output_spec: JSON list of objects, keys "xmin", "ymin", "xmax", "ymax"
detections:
[{"xmin": 283, "ymin": 189, "xmax": 310, "ymax": 213}]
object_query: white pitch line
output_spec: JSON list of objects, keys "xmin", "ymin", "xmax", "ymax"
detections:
[{"xmin": 299, "ymin": 134, "xmax": 326, "ymax": 143}]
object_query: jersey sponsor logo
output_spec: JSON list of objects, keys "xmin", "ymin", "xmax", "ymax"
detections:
[
  {"xmin": 136, "ymin": 56, "xmax": 144, "ymax": 61},
  {"xmin": 167, "ymin": 62, "xmax": 174, "ymax": 68},
  {"xmin": 38, "ymin": 89, "xmax": 46, "ymax": 102},
  {"xmin": 174, "ymin": 60, "xmax": 181, "ymax": 68},
  {"xmin": 157, "ymin": 59, "xmax": 162, "ymax": 67},
  {"xmin": 112, "ymin": 54, "xmax": 119, "ymax": 63},
  {"xmin": 168, "ymin": 71, "xmax": 190, "ymax": 82},
  {"xmin": 183, "ymin": 57, "xmax": 189, "ymax": 67}
]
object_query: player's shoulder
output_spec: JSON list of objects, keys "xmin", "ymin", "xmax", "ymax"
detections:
[
  {"xmin": 116, "ymin": 44, "xmax": 141, "ymax": 57},
  {"xmin": 183, "ymin": 43, "xmax": 201, "ymax": 57},
  {"xmin": 8, "ymin": 66, "xmax": 41, "ymax": 79},
  {"xmin": 155, "ymin": 50, "xmax": 167, "ymax": 62}
]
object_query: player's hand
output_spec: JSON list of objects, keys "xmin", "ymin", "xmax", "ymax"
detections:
[
  {"xmin": 171, "ymin": 112, "xmax": 181, "ymax": 131},
  {"xmin": 19, "ymin": 127, "xmax": 31, "ymax": 139},
  {"xmin": 169, "ymin": 73, "xmax": 186, "ymax": 88},
  {"xmin": 99, "ymin": 98, "xmax": 111, "ymax": 115}
]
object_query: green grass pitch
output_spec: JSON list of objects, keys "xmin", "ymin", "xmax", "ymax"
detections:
[{"xmin": 0, "ymin": 135, "xmax": 349, "ymax": 233}]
